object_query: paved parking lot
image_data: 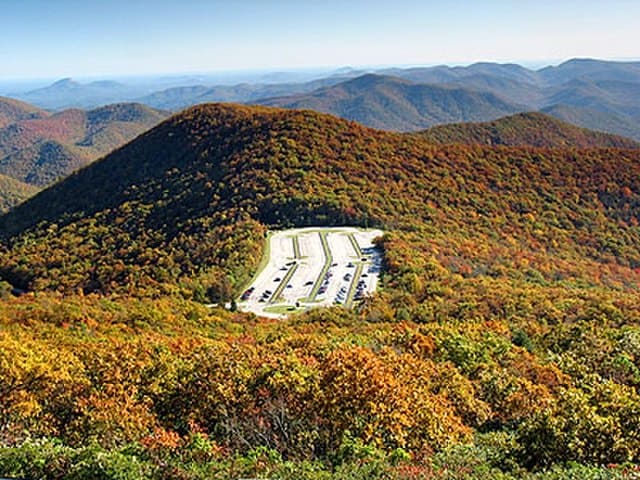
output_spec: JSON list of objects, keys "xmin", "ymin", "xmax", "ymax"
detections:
[{"xmin": 237, "ymin": 227, "xmax": 383, "ymax": 318}]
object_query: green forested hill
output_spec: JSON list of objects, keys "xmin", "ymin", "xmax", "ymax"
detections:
[
  {"xmin": 2, "ymin": 103, "xmax": 640, "ymax": 479},
  {"xmin": 419, "ymin": 111, "xmax": 640, "ymax": 148}
]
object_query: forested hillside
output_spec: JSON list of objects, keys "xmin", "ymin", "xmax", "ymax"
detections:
[
  {"xmin": 258, "ymin": 74, "xmax": 524, "ymax": 131},
  {"xmin": 0, "ymin": 102, "xmax": 168, "ymax": 187},
  {"xmin": 1, "ymin": 103, "xmax": 640, "ymax": 479},
  {"xmin": 419, "ymin": 112, "xmax": 640, "ymax": 148},
  {"xmin": 0, "ymin": 174, "xmax": 38, "ymax": 213},
  {"xmin": 0, "ymin": 96, "xmax": 47, "ymax": 127}
]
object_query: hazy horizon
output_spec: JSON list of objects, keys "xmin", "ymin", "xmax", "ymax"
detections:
[
  {"xmin": 2, "ymin": 0, "xmax": 639, "ymax": 80},
  {"xmin": 3, "ymin": 56, "xmax": 640, "ymax": 92}
]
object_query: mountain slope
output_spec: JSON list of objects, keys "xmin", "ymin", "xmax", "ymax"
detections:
[
  {"xmin": 3, "ymin": 104, "xmax": 640, "ymax": 476},
  {"xmin": 0, "ymin": 173, "xmax": 39, "ymax": 213},
  {"xmin": 538, "ymin": 58, "xmax": 640, "ymax": 85},
  {"xmin": 257, "ymin": 74, "xmax": 525, "ymax": 131},
  {"xmin": 0, "ymin": 102, "xmax": 168, "ymax": 186},
  {"xmin": 545, "ymin": 78, "xmax": 640, "ymax": 122},
  {"xmin": 378, "ymin": 60, "xmax": 640, "ymax": 138},
  {"xmin": 418, "ymin": 112, "xmax": 640, "ymax": 148},
  {"xmin": 2, "ymin": 103, "xmax": 640, "ymax": 299},
  {"xmin": 433, "ymin": 74, "xmax": 547, "ymax": 107},
  {"xmin": 0, "ymin": 141, "xmax": 89, "ymax": 186},
  {"xmin": 542, "ymin": 104, "xmax": 640, "ymax": 141},
  {"xmin": 0, "ymin": 96, "xmax": 48, "ymax": 128},
  {"xmin": 384, "ymin": 58, "xmax": 640, "ymax": 87}
]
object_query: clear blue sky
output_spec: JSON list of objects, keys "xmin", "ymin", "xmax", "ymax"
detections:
[{"xmin": 2, "ymin": 0, "xmax": 639, "ymax": 79}]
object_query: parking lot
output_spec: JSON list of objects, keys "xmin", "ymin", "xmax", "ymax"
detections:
[{"xmin": 237, "ymin": 227, "xmax": 384, "ymax": 318}]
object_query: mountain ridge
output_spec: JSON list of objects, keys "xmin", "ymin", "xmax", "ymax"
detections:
[
  {"xmin": 257, "ymin": 74, "xmax": 525, "ymax": 131},
  {"xmin": 2, "ymin": 103, "xmax": 640, "ymax": 298},
  {"xmin": 17, "ymin": 78, "xmax": 142, "ymax": 109},
  {"xmin": 0, "ymin": 102, "xmax": 169, "ymax": 187},
  {"xmin": 418, "ymin": 111, "xmax": 640, "ymax": 148},
  {"xmin": 0, "ymin": 96, "xmax": 48, "ymax": 128},
  {"xmin": 6, "ymin": 59, "xmax": 640, "ymax": 140},
  {"xmin": 249, "ymin": 61, "xmax": 640, "ymax": 138}
]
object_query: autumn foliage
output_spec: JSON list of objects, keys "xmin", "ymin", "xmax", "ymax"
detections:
[{"xmin": 1, "ymin": 104, "xmax": 640, "ymax": 478}]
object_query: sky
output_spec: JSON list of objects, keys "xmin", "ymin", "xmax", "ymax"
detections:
[{"xmin": 1, "ymin": 0, "xmax": 639, "ymax": 79}]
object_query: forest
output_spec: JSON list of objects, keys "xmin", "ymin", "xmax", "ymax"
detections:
[{"xmin": 1, "ymin": 104, "xmax": 640, "ymax": 478}]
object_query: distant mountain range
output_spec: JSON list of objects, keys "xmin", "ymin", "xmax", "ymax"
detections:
[
  {"xmin": 0, "ymin": 97, "xmax": 168, "ymax": 198},
  {"xmin": 137, "ymin": 74, "xmax": 358, "ymax": 110},
  {"xmin": 257, "ymin": 74, "xmax": 525, "ymax": 131},
  {"xmin": 15, "ymin": 78, "xmax": 149, "ymax": 110},
  {"xmin": 254, "ymin": 60, "xmax": 640, "ymax": 139},
  {"xmin": 418, "ymin": 112, "xmax": 640, "ymax": 149},
  {"xmin": 7, "ymin": 59, "xmax": 640, "ymax": 140},
  {"xmin": 141, "ymin": 58, "xmax": 640, "ymax": 139},
  {"xmin": 8, "ymin": 70, "xmax": 359, "ymax": 110}
]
